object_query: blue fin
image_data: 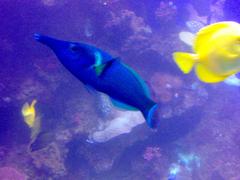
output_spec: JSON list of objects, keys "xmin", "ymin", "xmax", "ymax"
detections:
[
  {"xmin": 92, "ymin": 57, "xmax": 116, "ymax": 76},
  {"xmin": 142, "ymin": 103, "xmax": 158, "ymax": 128},
  {"xmin": 92, "ymin": 52, "xmax": 117, "ymax": 76},
  {"xmin": 95, "ymin": 64, "xmax": 107, "ymax": 76},
  {"xmin": 110, "ymin": 97, "xmax": 138, "ymax": 111}
]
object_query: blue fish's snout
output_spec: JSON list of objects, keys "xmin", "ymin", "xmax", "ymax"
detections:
[
  {"xmin": 34, "ymin": 33, "xmax": 41, "ymax": 41},
  {"xmin": 33, "ymin": 33, "xmax": 70, "ymax": 56},
  {"xmin": 34, "ymin": 33, "xmax": 51, "ymax": 44},
  {"xmin": 34, "ymin": 33, "xmax": 58, "ymax": 48},
  {"xmin": 34, "ymin": 34, "xmax": 83, "ymax": 66}
]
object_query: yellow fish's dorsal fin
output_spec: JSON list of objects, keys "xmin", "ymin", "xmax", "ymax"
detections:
[
  {"xmin": 195, "ymin": 64, "xmax": 228, "ymax": 83},
  {"xmin": 173, "ymin": 52, "xmax": 198, "ymax": 74},
  {"xmin": 22, "ymin": 99, "xmax": 37, "ymax": 128},
  {"xmin": 30, "ymin": 99, "xmax": 37, "ymax": 108},
  {"xmin": 194, "ymin": 21, "xmax": 238, "ymax": 52}
]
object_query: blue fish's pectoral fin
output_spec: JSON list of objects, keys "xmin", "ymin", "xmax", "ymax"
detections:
[
  {"xmin": 91, "ymin": 58, "xmax": 116, "ymax": 76},
  {"xmin": 95, "ymin": 57, "xmax": 120, "ymax": 76},
  {"xmin": 92, "ymin": 51, "xmax": 116, "ymax": 76},
  {"xmin": 95, "ymin": 63, "xmax": 107, "ymax": 76},
  {"xmin": 110, "ymin": 97, "xmax": 138, "ymax": 111}
]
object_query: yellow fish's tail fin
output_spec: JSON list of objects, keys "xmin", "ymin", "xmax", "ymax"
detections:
[
  {"xmin": 173, "ymin": 52, "xmax": 197, "ymax": 74},
  {"xmin": 30, "ymin": 116, "xmax": 41, "ymax": 141}
]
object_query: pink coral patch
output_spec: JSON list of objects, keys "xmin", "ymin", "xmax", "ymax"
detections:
[{"xmin": 0, "ymin": 167, "xmax": 27, "ymax": 180}]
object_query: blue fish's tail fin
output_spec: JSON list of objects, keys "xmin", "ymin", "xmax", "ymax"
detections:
[{"xmin": 142, "ymin": 102, "xmax": 158, "ymax": 128}]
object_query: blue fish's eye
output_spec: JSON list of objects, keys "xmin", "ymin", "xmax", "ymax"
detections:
[{"xmin": 69, "ymin": 44, "xmax": 78, "ymax": 52}]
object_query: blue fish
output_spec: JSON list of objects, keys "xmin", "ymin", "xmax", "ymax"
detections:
[{"xmin": 34, "ymin": 34, "xmax": 158, "ymax": 128}]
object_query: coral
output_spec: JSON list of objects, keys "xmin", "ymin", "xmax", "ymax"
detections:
[
  {"xmin": 89, "ymin": 110, "xmax": 144, "ymax": 143},
  {"xmin": 41, "ymin": 0, "xmax": 56, "ymax": 6},
  {"xmin": 150, "ymin": 72, "xmax": 208, "ymax": 120},
  {"xmin": 105, "ymin": 7, "xmax": 181, "ymax": 56},
  {"xmin": 143, "ymin": 146, "xmax": 161, "ymax": 161},
  {"xmin": 105, "ymin": 9, "xmax": 152, "ymax": 52},
  {"xmin": 89, "ymin": 155, "xmax": 114, "ymax": 173},
  {"xmin": 105, "ymin": 10, "xmax": 152, "ymax": 35},
  {"xmin": 122, "ymin": 34, "xmax": 151, "ymax": 52},
  {"xmin": 127, "ymin": 145, "xmax": 169, "ymax": 179},
  {"xmin": 31, "ymin": 142, "xmax": 66, "ymax": 178},
  {"xmin": 74, "ymin": 143, "xmax": 117, "ymax": 174},
  {"xmin": 186, "ymin": 0, "xmax": 224, "ymax": 24},
  {"xmin": 55, "ymin": 129, "xmax": 73, "ymax": 144},
  {"xmin": 210, "ymin": 0, "xmax": 225, "ymax": 22},
  {"xmin": 0, "ymin": 166, "xmax": 27, "ymax": 180},
  {"xmin": 155, "ymin": 1, "xmax": 177, "ymax": 22},
  {"xmin": 96, "ymin": 93, "xmax": 113, "ymax": 118},
  {"xmin": 2, "ymin": 1, "xmax": 240, "ymax": 180},
  {"xmin": 41, "ymin": 0, "xmax": 67, "ymax": 7},
  {"xmin": 33, "ymin": 57, "xmax": 67, "ymax": 92},
  {"xmin": 186, "ymin": 3, "xmax": 208, "ymax": 23},
  {"xmin": 16, "ymin": 78, "xmax": 47, "ymax": 101},
  {"xmin": 150, "ymin": 72, "xmax": 183, "ymax": 103},
  {"xmin": 65, "ymin": 95, "xmax": 98, "ymax": 135},
  {"xmin": 98, "ymin": 0, "xmax": 119, "ymax": 6},
  {"xmin": 0, "ymin": 145, "xmax": 34, "ymax": 177},
  {"xmin": 150, "ymin": 32, "xmax": 186, "ymax": 58}
]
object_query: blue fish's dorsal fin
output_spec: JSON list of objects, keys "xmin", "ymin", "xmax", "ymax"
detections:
[
  {"xmin": 110, "ymin": 97, "xmax": 138, "ymax": 111},
  {"xmin": 122, "ymin": 64, "xmax": 151, "ymax": 98},
  {"xmin": 94, "ymin": 60, "xmax": 115, "ymax": 76}
]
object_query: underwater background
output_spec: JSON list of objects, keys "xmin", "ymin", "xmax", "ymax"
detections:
[{"xmin": 1, "ymin": 0, "xmax": 240, "ymax": 179}]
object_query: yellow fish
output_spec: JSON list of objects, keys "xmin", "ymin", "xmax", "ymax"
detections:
[
  {"xmin": 173, "ymin": 21, "xmax": 240, "ymax": 83},
  {"xmin": 22, "ymin": 99, "xmax": 41, "ymax": 140},
  {"xmin": 22, "ymin": 99, "xmax": 37, "ymax": 128}
]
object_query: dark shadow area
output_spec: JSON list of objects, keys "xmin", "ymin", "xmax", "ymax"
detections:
[
  {"xmin": 65, "ymin": 136, "xmax": 91, "ymax": 173},
  {"xmin": 0, "ymin": 105, "xmax": 29, "ymax": 146},
  {"xmin": 151, "ymin": 107, "xmax": 202, "ymax": 144}
]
